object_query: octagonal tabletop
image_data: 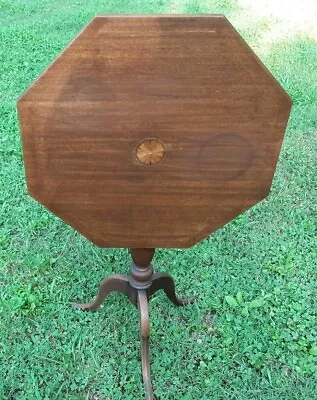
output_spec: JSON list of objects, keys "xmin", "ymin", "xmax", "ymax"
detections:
[{"xmin": 18, "ymin": 15, "xmax": 292, "ymax": 248}]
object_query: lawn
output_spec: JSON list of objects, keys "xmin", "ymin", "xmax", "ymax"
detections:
[{"xmin": 0, "ymin": 0, "xmax": 317, "ymax": 399}]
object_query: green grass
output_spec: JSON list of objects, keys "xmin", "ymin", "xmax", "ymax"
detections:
[{"xmin": 0, "ymin": 0, "xmax": 317, "ymax": 399}]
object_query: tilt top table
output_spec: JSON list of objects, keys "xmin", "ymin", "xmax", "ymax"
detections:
[{"xmin": 17, "ymin": 15, "xmax": 292, "ymax": 399}]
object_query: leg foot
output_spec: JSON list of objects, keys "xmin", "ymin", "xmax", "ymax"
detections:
[
  {"xmin": 74, "ymin": 274, "xmax": 137, "ymax": 310},
  {"xmin": 138, "ymin": 290, "xmax": 153, "ymax": 400},
  {"xmin": 73, "ymin": 255, "xmax": 194, "ymax": 400},
  {"xmin": 148, "ymin": 272, "xmax": 195, "ymax": 306}
]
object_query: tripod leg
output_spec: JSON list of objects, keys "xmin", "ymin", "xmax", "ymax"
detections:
[
  {"xmin": 149, "ymin": 272, "xmax": 195, "ymax": 306},
  {"xmin": 138, "ymin": 290, "xmax": 153, "ymax": 400},
  {"xmin": 74, "ymin": 274, "xmax": 137, "ymax": 310}
]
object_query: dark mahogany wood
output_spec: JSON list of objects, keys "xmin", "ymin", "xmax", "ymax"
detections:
[
  {"xmin": 73, "ymin": 248, "xmax": 194, "ymax": 399},
  {"xmin": 18, "ymin": 16, "xmax": 292, "ymax": 400},
  {"xmin": 131, "ymin": 248, "xmax": 155, "ymax": 266},
  {"xmin": 17, "ymin": 15, "xmax": 292, "ymax": 249}
]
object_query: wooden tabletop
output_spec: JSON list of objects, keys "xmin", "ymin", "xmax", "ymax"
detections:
[{"xmin": 18, "ymin": 15, "xmax": 292, "ymax": 248}]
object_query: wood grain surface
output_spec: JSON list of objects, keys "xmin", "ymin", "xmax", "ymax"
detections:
[{"xmin": 18, "ymin": 15, "xmax": 292, "ymax": 248}]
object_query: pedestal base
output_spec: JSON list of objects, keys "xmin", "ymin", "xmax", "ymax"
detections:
[{"xmin": 74, "ymin": 249, "xmax": 194, "ymax": 400}]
